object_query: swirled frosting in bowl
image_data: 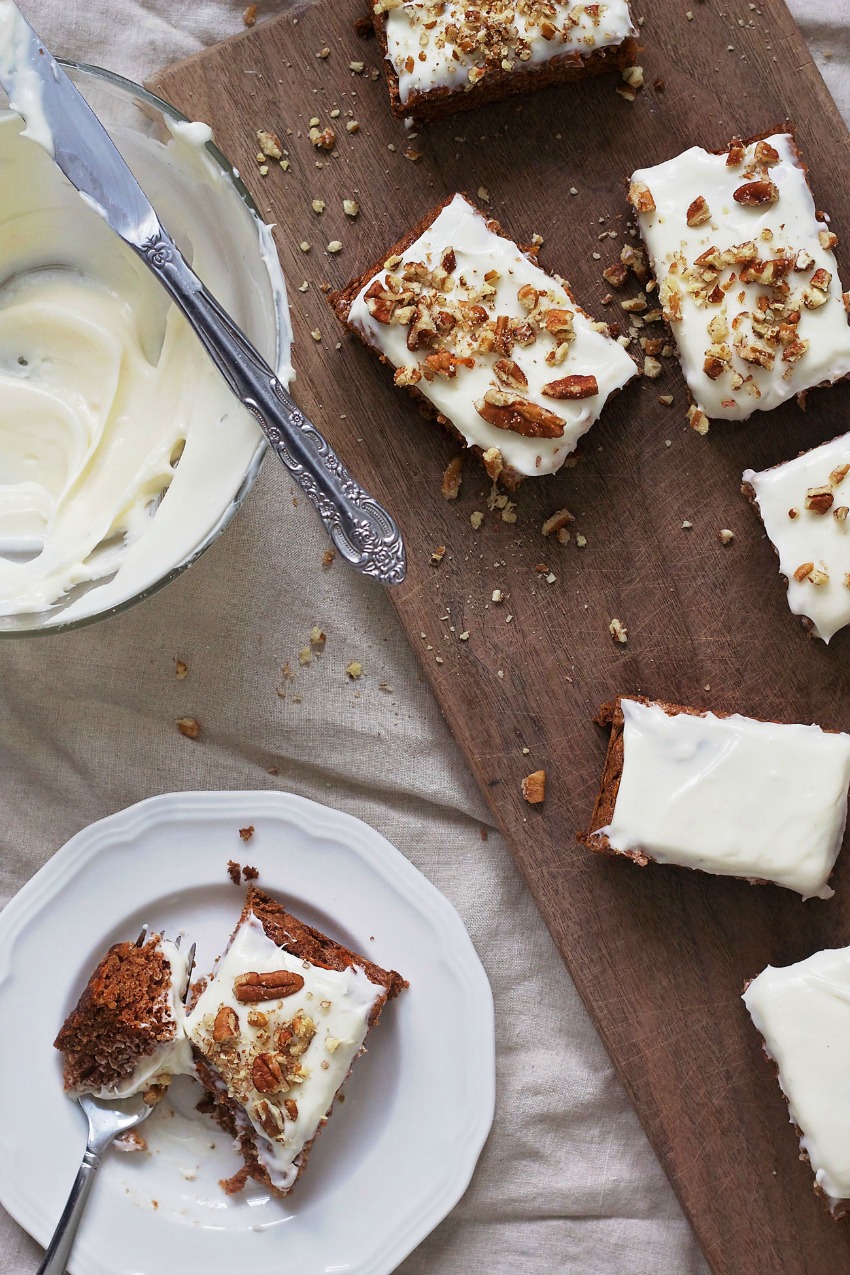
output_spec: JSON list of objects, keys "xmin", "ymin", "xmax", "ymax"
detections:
[{"xmin": 0, "ymin": 101, "xmax": 289, "ymax": 630}]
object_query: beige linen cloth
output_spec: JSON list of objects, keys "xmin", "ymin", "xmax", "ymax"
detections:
[{"xmin": 1, "ymin": 4, "xmax": 847, "ymax": 1272}]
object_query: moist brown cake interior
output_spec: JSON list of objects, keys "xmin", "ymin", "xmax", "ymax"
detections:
[{"xmin": 54, "ymin": 936, "xmax": 175, "ymax": 1093}]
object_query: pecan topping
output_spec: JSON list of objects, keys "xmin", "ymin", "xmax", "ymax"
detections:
[
  {"xmin": 753, "ymin": 140, "xmax": 780, "ymax": 166},
  {"xmin": 733, "ymin": 180, "xmax": 779, "ymax": 206},
  {"xmin": 831, "ymin": 464, "xmax": 850, "ymax": 486},
  {"xmin": 212, "ymin": 1006, "xmax": 239, "ymax": 1043},
  {"xmin": 686, "ymin": 196, "xmax": 711, "ymax": 227},
  {"xmin": 253, "ymin": 1099, "xmax": 285, "ymax": 1138},
  {"xmin": 475, "ymin": 393, "xmax": 565, "ymax": 439},
  {"xmin": 602, "ymin": 262, "xmax": 629, "ymax": 288},
  {"xmin": 284, "ymin": 1098, "xmax": 299, "ymax": 1122},
  {"xmin": 544, "ymin": 308, "xmax": 574, "ymax": 337},
  {"xmin": 252, "ymin": 1052, "xmax": 288, "ymax": 1093},
  {"xmin": 793, "ymin": 561, "xmax": 815, "ymax": 582},
  {"xmin": 440, "ymin": 246, "xmax": 456, "ymax": 274},
  {"xmin": 493, "ymin": 314, "xmax": 512, "ymax": 355},
  {"xmin": 628, "ymin": 180, "xmax": 656, "ymax": 214},
  {"xmin": 726, "ymin": 137, "xmax": 745, "ymax": 166},
  {"xmin": 542, "ymin": 374, "xmax": 598, "ymax": 400},
  {"xmin": 493, "ymin": 358, "xmax": 528, "ymax": 390},
  {"xmin": 233, "ymin": 970, "xmax": 305, "ymax": 1003},
  {"xmin": 423, "ymin": 350, "xmax": 475, "ymax": 378},
  {"xmin": 805, "ymin": 485, "xmax": 834, "ymax": 515}
]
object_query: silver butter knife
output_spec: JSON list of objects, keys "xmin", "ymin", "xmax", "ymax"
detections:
[{"xmin": 0, "ymin": 2, "xmax": 406, "ymax": 585}]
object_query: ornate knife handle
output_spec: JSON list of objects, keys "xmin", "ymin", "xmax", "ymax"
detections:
[{"xmin": 134, "ymin": 231, "xmax": 406, "ymax": 585}]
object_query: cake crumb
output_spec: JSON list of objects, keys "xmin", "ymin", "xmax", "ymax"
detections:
[
  {"xmin": 243, "ymin": 4, "xmax": 257, "ymax": 26},
  {"xmin": 257, "ymin": 130, "xmax": 283, "ymax": 160},
  {"xmin": 239, "ymin": 826, "xmax": 255, "ymax": 842},
  {"xmin": 346, "ymin": 661, "xmax": 363, "ymax": 680},
  {"xmin": 310, "ymin": 626, "xmax": 327, "ymax": 649},
  {"xmin": 227, "ymin": 860, "xmax": 242, "ymax": 885},
  {"xmin": 177, "ymin": 717, "xmax": 200, "ymax": 740},
  {"xmin": 322, "ymin": 548, "xmax": 335, "ymax": 568},
  {"xmin": 175, "ymin": 659, "xmax": 188, "ymax": 679},
  {"xmin": 521, "ymin": 770, "xmax": 546, "ymax": 804},
  {"xmin": 718, "ymin": 528, "xmax": 735, "ymax": 545},
  {"xmin": 242, "ymin": 864, "xmax": 260, "ymax": 881},
  {"xmin": 609, "ymin": 618, "xmax": 628, "ymax": 644},
  {"xmin": 470, "ymin": 510, "xmax": 484, "ymax": 529},
  {"xmin": 441, "ymin": 454, "xmax": 463, "ymax": 500}
]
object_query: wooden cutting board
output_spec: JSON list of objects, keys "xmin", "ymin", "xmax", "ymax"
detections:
[{"xmin": 150, "ymin": 5, "xmax": 850, "ymax": 1270}]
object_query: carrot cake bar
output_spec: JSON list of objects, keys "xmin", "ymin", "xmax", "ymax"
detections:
[
  {"xmin": 185, "ymin": 886, "xmax": 407, "ymax": 1197},
  {"xmin": 330, "ymin": 193, "xmax": 637, "ymax": 486},
  {"xmin": 371, "ymin": 0, "xmax": 638, "ymax": 123},
  {"xmin": 628, "ymin": 132, "xmax": 850, "ymax": 428},
  {"xmin": 743, "ymin": 431, "xmax": 850, "ymax": 643},
  {"xmin": 54, "ymin": 932, "xmax": 193, "ymax": 1098},
  {"xmin": 743, "ymin": 945, "xmax": 850, "ymax": 1217},
  {"xmin": 579, "ymin": 695, "xmax": 850, "ymax": 898}
]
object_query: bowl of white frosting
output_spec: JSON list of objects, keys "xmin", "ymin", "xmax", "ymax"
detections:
[{"xmin": 0, "ymin": 63, "xmax": 291, "ymax": 635}]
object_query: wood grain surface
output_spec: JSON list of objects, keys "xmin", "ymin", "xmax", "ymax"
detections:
[{"xmin": 150, "ymin": 5, "xmax": 850, "ymax": 1271}]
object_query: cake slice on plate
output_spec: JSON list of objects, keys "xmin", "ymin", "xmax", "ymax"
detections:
[
  {"xmin": 330, "ymin": 192, "xmax": 637, "ymax": 488},
  {"xmin": 54, "ymin": 931, "xmax": 193, "ymax": 1098},
  {"xmin": 579, "ymin": 694, "xmax": 850, "ymax": 898},
  {"xmin": 185, "ymin": 886, "xmax": 408, "ymax": 1197},
  {"xmin": 628, "ymin": 131, "xmax": 850, "ymax": 431},
  {"xmin": 743, "ymin": 945, "xmax": 850, "ymax": 1217}
]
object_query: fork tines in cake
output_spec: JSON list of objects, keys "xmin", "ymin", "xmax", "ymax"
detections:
[
  {"xmin": 329, "ymin": 192, "xmax": 637, "ymax": 487},
  {"xmin": 185, "ymin": 887, "xmax": 407, "ymax": 1197},
  {"xmin": 743, "ymin": 945, "xmax": 850, "ymax": 1218},
  {"xmin": 370, "ymin": 0, "xmax": 638, "ymax": 123},
  {"xmin": 579, "ymin": 695, "xmax": 850, "ymax": 898},
  {"xmin": 628, "ymin": 132, "xmax": 850, "ymax": 429},
  {"xmin": 743, "ymin": 431, "xmax": 850, "ymax": 643}
]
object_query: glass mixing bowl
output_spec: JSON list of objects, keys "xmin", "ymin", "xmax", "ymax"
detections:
[{"xmin": 0, "ymin": 62, "xmax": 290, "ymax": 637}]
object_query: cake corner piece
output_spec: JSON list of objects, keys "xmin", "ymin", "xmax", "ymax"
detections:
[{"xmin": 628, "ymin": 130, "xmax": 850, "ymax": 429}]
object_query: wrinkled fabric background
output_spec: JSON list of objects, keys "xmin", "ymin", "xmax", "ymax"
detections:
[{"xmin": 1, "ymin": 3, "xmax": 846, "ymax": 1271}]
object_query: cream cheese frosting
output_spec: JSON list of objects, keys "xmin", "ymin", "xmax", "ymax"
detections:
[
  {"xmin": 378, "ymin": 0, "xmax": 636, "ymax": 105},
  {"xmin": 601, "ymin": 698, "xmax": 850, "ymax": 898},
  {"xmin": 630, "ymin": 133, "xmax": 850, "ymax": 423},
  {"xmin": 743, "ymin": 945, "xmax": 850, "ymax": 1211},
  {"xmin": 90, "ymin": 936, "xmax": 194, "ymax": 1100},
  {"xmin": 347, "ymin": 193, "xmax": 637, "ymax": 477},
  {"xmin": 185, "ymin": 914, "xmax": 382, "ymax": 1193},
  {"xmin": 0, "ymin": 107, "xmax": 288, "ymax": 626},
  {"xmin": 744, "ymin": 432, "xmax": 850, "ymax": 643}
]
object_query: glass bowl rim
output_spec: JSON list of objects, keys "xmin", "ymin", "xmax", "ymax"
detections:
[{"xmin": 0, "ymin": 59, "xmax": 284, "ymax": 639}]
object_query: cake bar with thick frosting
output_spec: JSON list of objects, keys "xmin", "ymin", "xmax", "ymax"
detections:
[
  {"xmin": 629, "ymin": 132, "xmax": 850, "ymax": 426},
  {"xmin": 580, "ymin": 695, "xmax": 850, "ymax": 899},
  {"xmin": 743, "ymin": 431, "xmax": 850, "ymax": 643},
  {"xmin": 335, "ymin": 193, "xmax": 637, "ymax": 484},
  {"xmin": 743, "ymin": 945, "xmax": 850, "ymax": 1216}
]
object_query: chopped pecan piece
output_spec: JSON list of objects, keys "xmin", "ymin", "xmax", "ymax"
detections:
[
  {"xmin": 686, "ymin": 196, "xmax": 711, "ymax": 227},
  {"xmin": 212, "ymin": 1006, "xmax": 239, "ymax": 1043},
  {"xmin": 475, "ymin": 393, "xmax": 565, "ymax": 439},
  {"xmin": 544, "ymin": 308, "xmax": 574, "ymax": 337},
  {"xmin": 253, "ymin": 1099, "xmax": 285, "ymax": 1138},
  {"xmin": 793, "ymin": 561, "xmax": 815, "ymax": 582},
  {"xmin": 602, "ymin": 262, "xmax": 630, "ymax": 288},
  {"xmin": 541, "ymin": 508, "xmax": 575, "ymax": 536},
  {"xmin": 493, "ymin": 359, "xmax": 528, "ymax": 390},
  {"xmin": 441, "ymin": 454, "xmax": 464, "ymax": 501},
  {"xmin": 521, "ymin": 770, "xmax": 546, "ymax": 804},
  {"xmin": 733, "ymin": 180, "xmax": 779, "ymax": 206},
  {"xmin": 805, "ymin": 485, "xmax": 834, "ymax": 515},
  {"xmin": 423, "ymin": 350, "xmax": 475, "ymax": 378},
  {"xmin": 753, "ymin": 140, "xmax": 780, "ymax": 166},
  {"xmin": 726, "ymin": 137, "xmax": 745, "ymax": 166},
  {"xmin": 831, "ymin": 464, "xmax": 850, "ymax": 486},
  {"xmin": 493, "ymin": 314, "xmax": 512, "ymax": 355},
  {"xmin": 628, "ymin": 181, "xmax": 655, "ymax": 214},
  {"xmin": 542, "ymin": 374, "xmax": 598, "ymax": 400},
  {"xmin": 233, "ymin": 970, "xmax": 306, "ymax": 1003}
]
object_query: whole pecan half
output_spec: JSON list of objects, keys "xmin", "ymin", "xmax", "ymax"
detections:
[
  {"xmin": 212, "ymin": 1006, "xmax": 239, "ymax": 1043},
  {"xmin": 252, "ymin": 1052, "xmax": 288, "ymax": 1093},
  {"xmin": 475, "ymin": 393, "xmax": 565, "ymax": 439},
  {"xmin": 541, "ymin": 374, "xmax": 598, "ymax": 400},
  {"xmin": 733, "ymin": 180, "xmax": 779, "ymax": 207},
  {"xmin": 233, "ymin": 970, "xmax": 305, "ymax": 1003}
]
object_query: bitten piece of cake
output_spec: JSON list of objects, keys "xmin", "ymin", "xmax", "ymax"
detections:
[
  {"xmin": 579, "ymin": 695, "xmax": 850, "ymax": 898},
  {"xmin": 743, "ymin": 945, "xmax": 850, "ymax": 1217},
  {"xmin": 185, "ymin": 886, "xmax": 407, "ymax": 1197},
  {"xmin": 743, "ymin": 431, "xmax": 850, "ymax": 643},
  {"xmin": 629, "ymin": 132, "xmax": 850, "ymax": 427},
  {"xmin": 54, "ymin": 932, "xmax": 193, "ymax": 1097},
  {"xmin": 371, "ymin": 0, "xmax": 638, "ymax": 124},
  {"xmin": 330, "ymin": 193, "xmax": 637, "ymax": 487}
]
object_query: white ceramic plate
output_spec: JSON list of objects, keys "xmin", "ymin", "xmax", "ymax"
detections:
[{"xmin": 0, "ymin": 791, "xmax": 495, "ymax": 1275}]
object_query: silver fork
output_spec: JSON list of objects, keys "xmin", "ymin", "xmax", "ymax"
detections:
[{"xmin": 37, "ymin": 928, "xmax": 195, "ymax": 1275}]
